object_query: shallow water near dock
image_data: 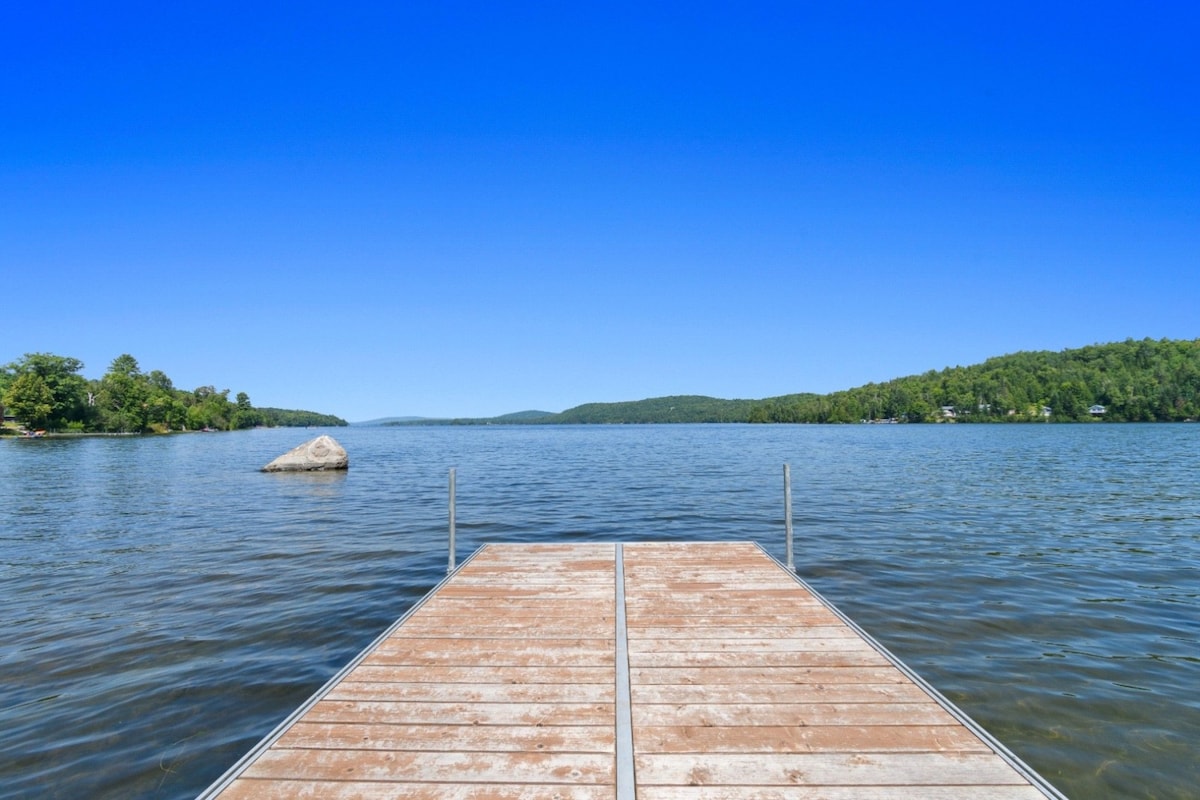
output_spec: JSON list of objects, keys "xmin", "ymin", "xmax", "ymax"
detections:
[{"xmin": 1, "ymin": 424, "xmax": 1197, "ymax": 798}]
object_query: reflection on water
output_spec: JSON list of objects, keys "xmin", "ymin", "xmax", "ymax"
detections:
[{"xmin": 1, "ymin": 424, "xmax": 1197, "ymax": 798}]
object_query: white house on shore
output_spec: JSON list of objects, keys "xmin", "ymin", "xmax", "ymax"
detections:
[{"xmin": 1089, "ymin": 404, "xmax": 1107, "ymax": 416}]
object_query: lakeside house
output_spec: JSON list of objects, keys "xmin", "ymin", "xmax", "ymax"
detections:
[{"xmin": 1089, "ymin": 404, "xmax": 1107, "ymax": 416}]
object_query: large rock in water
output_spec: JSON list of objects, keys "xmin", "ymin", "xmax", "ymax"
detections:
[{"xmin": 262, "ymin": 435, "xmax": 349, "ymax": 472}]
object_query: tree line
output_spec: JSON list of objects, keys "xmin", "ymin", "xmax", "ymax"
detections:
[
  {"xmin": 1, "ymin": 352, "xmax": 347, "ymax": 433},
  {"xmin": 748, "ymin": 338, "xmax": 1200, "ymax": 423}
]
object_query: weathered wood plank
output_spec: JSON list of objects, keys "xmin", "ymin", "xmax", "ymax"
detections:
[
  {"xmin": 414, "ymin": 606, "xmax": 612, "ymax": 618},
  {"xmin": 628, "ymin": 649, "xmax": 890, "ymax": 668},
  {"xmin": 625, "ymin": 614, "xmax": 840, "ymax": 627},
  {"xmin": 413, "ymin": 604, "xmax": 613, "ymax": 620},
  {"xmin": 629, "ymin": 635, "xmax": 871, "ymax": 652},
  {"xmin": 458, "ymin": 555, "xmax": 615, "ymax": 567},
  {"xmin": 346, "ymin": 665, "xmax": 614, "ymax": 685},
  {"xmin": 477, "ymin": 543, "xmax": 615, "ymax": 557},
  {"xmin": 357, "ymin": 658, "xmax": 615, "ymax": 673},
  {"xmin": 373, "ymin": 638, "xmax": 614, "ymax": 653},
  {"xmin": 277, "ymin": 722, "xmax": 615, "ymax": 753},
  {"xmin": 242, "ymin": 748, "xmax": 615, "ymax": 784},
  {"xmin": 634, "ymin": 752, "xmax": 1032, "ymax": 786},
  {"xmin": 366, "ymin": 639, "xmax": 613, "ymax": 667},
  {"xmin": 632, "ymin": 701, "xmax": 960, "ymax": 727},
  {"xmin": 304, "ymin": 700, "xmax": 614, "ymax": 726},
  {"xmin": 218, "ymin": 781, "xmax": 616, "ymax": 800},
  {"xmin": 634, "ymin": 724, "xmax": 992, "ymax": 754},
  {"xmin": 637, "ymin": 788, "xmax": 1047, "ymax": 800},
  {"xmin": 387, "ymin": 628, "xmax": 615, "ymax": 640},
  {"xmin": 625, "ymin": 589, "xmax": 827, "ymax": 602},
  {"xmin": 391, "ymin": 621, "xmax": 614, "ymax": 636},
  {"xmin": 433, "ymin": 587, "xmax": 612, "ymax": 599},
  {"xmin": 630, "ymin": 666, "xmax": 908, "ymax": 685},
  {"xmin": 627, "ymin": 626, "xmax": 858, "ymax": 640},
  {"xmin": 328, "ymin": 681, "xmax": 614, "ymax": 704},
  {"xmin": 631, "ymin": 682, "xmax": 931, "ymax": 705}
]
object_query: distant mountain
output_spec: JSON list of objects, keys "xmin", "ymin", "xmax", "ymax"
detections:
[
  {"xmin": 375, "ymin": 410, "xmax": 555, "ymax": 426},
  {"xmin": 543, "ymin": 395, "xmax": 755, "ymax": 424},
  {"xmin": 492, "ymin": 410, "xmax": 555, "ymax": 421}
]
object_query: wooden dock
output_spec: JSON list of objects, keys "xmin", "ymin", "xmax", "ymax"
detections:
[{"xmin": 200, "ymin": 542, "xmax": 1064, "ymax": 798}]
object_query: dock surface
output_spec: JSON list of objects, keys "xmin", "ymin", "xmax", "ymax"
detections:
[{"xmin": 202, "ymin": 542, "xmax": 1061, "ymax": 798}]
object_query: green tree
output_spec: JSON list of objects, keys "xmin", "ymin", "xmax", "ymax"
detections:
[
  {"xmin": 232, "ymin": 391, "xmax": 261, "ymax": 429},
  {"xmin": 1052, "ymin": 379, "xmax": 1090, "ymax": 420},
  {"xmin": 187, "ymin": 386, "xmax": 233, "ymax": 430},
  {"xmin": 3, "ymin": 372, "xmax": 54, "ymax": 429},
  {"xmin": 148, "ymin": 391, "xmax": 187, "ymax": 430},
  {"xmin": 98, "ymin": 354, "xmax": 152, "ymax": 432},
  {"xmin": 2, "ymin": 353, "xmax": 88, "ymax": 429},
  {"xmin": 142, "ymin": 370, "xmax": 184, "ymax": 430}
]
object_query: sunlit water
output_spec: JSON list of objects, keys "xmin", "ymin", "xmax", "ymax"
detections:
[{"xmin": 1, "ymin": 424, "xmax": 1197, "ymax": 799}]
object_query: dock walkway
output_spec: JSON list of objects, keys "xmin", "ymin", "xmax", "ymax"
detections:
[{"xmin": 201, "ymin": 542, "xmax": 1063, "ymax": 798}]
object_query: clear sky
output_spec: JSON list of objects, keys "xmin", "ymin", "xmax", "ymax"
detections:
[{"xmin": 3, "ymin": 3, "xmax": 1197, "ymax": 421}]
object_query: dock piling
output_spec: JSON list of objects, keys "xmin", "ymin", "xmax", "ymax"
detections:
[
  {"xmin": 784, "ymin": 462, "xmax": 794, "ymax": 571},
  {"xmin": 448, "ymin": 467, "xmax": 456, "ymax": 573}
]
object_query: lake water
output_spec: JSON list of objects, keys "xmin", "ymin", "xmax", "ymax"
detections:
[{"xmin": 1, "ymin": 424, "xmax": 1197, "ymax": 799}]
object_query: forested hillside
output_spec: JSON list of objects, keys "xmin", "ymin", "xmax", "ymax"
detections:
[
  {"xmin": 256, "ymin": 408, "xmax": 349, "ymax": 428},
  {"xmin": 548, "ymin": 395, "xmax": 757, "ymax": 424},
  {"xmin": 503, "ymin": 338, "xmax": 1199, "ymax": 425},
  {"xmin": 1, "ymin": 352, "xmax": 347, "ymax": 433},
  {"xmin": 749, "ymin": 338, "xmax": 1200, "ymax": 423}
]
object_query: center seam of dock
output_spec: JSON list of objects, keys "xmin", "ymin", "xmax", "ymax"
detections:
[{"xmin": 614, "ymin": 543, "xmax": 635, "ymax": 799}]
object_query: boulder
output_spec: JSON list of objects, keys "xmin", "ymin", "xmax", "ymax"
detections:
[{"xmin": 262, "ymin": 435, "xmax": 349, "ymax": 472}]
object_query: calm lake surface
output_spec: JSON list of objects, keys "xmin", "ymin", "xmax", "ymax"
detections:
[{"xmin": 1, "ymin": 424, "xmax": 1197, "ymax": 798}]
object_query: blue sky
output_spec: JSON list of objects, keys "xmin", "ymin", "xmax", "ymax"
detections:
[{"xmin": 3, "ymin": 3, "xmax": 1197, "ymax": 421}]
